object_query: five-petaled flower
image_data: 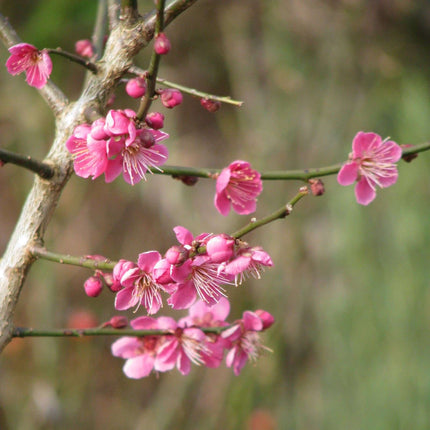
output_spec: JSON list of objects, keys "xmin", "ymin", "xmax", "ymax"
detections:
[
  {"xmin": 337, "ymin": 132, "xmax": 402, "ymax": 205},
  {"xmin": 6, "ymin": 43, "xmax": 52, "ymax": 89},
  {"xmin": 214, "ymin": 160, "xmax": 263, "ymax": 216}
]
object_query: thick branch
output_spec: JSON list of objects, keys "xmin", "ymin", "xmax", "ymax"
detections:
[{"xmin": 0, "ymin": 1, "xmax": 200, "ymax": 353}]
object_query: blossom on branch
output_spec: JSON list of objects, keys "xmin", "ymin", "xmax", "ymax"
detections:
[
  {"xmin": 6, "ymin": 43, "xmax": 52, "ymax": 89},
  {"xmin": 214, "ymin": 160, "xmax": 263, "ymax": 216},
  {"xmin": 337, "ymin": 131, "xmax": 402, "ymax": 205}
]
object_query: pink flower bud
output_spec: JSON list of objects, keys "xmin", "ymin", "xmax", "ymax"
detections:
[
  {"xmin": 126, "ymin": 77, "xmax": 147, "ymax": 98},
  {"xmin": 200, "ymin": 98, "xmax": 221, "ymax": 113},
  {"xmin": 107, "ymin": 315, "xmax": 129, "ymax": 329},
  {"xmin": 165, "ymin": 245, "xmax": 189, "ymax": 265},
  {"xmin": 309, "ymin": 179, "xmax": 325, "ymax": 196},
  {"xmin": 84, "ymin": 276, "xmax": 103, "ymax": 297},
  {"xmin": 206, "ymin": 235, "xmax": 235, "ymax": 263},
  {"xmin": 154, "ymin": 33, "xmax": 171, "ymax": 55},
  {"xmin": 160, "ymin": 89, "xmax": 183, "ymax": 109},
  {"xmin": 75, "ymin": 39, "xmax": 94, "ymax": 58},
  {"xmin": 255, "ymin": 310, "xmax": 275, "ymax": 330},
  {"xmin": 145, "ymin": 112, "xmax": 165, "ymax": 129}
]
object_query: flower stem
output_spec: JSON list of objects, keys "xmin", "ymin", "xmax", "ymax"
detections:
[
  {"xmin": 135, "ymin": 0, "xmax": 166, "ymax": 121},
  {"xmin": 47, "ymin": 48, "xmax": 98, "ymax": 73},
  {"xmin": 12, "ymin": 325, "xmax": 227, "ymax": 338},
  {"xmin": 129, "ymin": 66, "xmax": 244, "ymax": 107},
  {"xmin": 31, "ymin": 246, "xmax": 116, "ymax": 271},
  {"xmin": 0, "ymin": 148, "xmax": 55, "ymax": 179},
  {"xmin": 231, "ymin": 187, "xmax": 309, "ymax": 239}
]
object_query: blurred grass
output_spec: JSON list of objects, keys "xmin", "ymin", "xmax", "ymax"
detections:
[{"xmin": 1, "ymin": 0, "xmax": 430, "ymax": 429}]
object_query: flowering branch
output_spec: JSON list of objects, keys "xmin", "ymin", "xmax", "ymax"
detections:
[
  {"xmin": 12, "ymin": 325, "xmax": 227, "ymax": 338},
  {"xmin": 129, "ymin": 66, "xmax": 244, "ymax": 107},
  {"xmin": 30, "ymin": 246, "xmax": 115, "ymax": 271},
  {"xmin": 231, "ymin": 187, "xmax": 309, "ymax": 239},
  {"xmin": 0, "ymin": 147, "xmax": 55, "ymax": 179},
  {"xmin": 46, "ymin": 48, "xmax": 98, "ymax": 73},
  {"xmin": 135, "ymin": 0, "xmax": 165, "ymax": 121}
]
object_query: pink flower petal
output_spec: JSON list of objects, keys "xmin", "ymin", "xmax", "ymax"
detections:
[
  {"xmin": 167, "ymin": 282, "xmax": 197, "ymax": 309},
  {"xmin": 123, "ymin": 354, "xmax": 155, "ymax": 379},
  {"xmin": 173, "ymin": 226, "xmax": 193, "ymax": 245},
  {"xmin": 137, "ymin": 251, "xmax": 161, "ymax": 272},
  {"xmin": 352, "ymin": 132, "xmax": 381, "ymax": 157},
  {"xmin": 114, "ymin": 286, "xmax": 137, "ymax": 310},
  {"xmin": 355, "ymin": 177, "xmax": 376, "ymax": 205},
  {"xmin": 111, "ymin": 337, "xmax": 141, "ymax": 358},
  {"xmin": 337, "ymin": 162, "xmax": 359, "ymax": 186}
]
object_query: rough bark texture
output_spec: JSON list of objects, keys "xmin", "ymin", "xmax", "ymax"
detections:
[{"xmin": 0, "ymin": 0, "xmax": 198, "ymax": 352}]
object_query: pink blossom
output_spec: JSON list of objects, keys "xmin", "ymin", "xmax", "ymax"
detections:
[
  {"xmin": 222, "ymin": 310, "xmax": 274, "ymax": 375},
  {"xmin": 6, "ymin": 43, "xmax": 52, "ymax": 89},
  {"xmin": 337, "ymin": 132, "xmax": 402, "ymax": 205},
  {"xmin": 111, "ymin": 316, "xmax": 160, "ymax": 379},
  {"xmin": 214, "ymin": 160, "xmax": 263, "ymax": 216},
  {"xmin": 154, "ymin": 33, "xmax": 171, "ymax": 55},
  {"xmin": 114, "ymin": 251, "xmax": 165, "ymax": 314},
  {"xmin": 84, "ymin": 275, "xmax": 103, "ymax": 297},
  {"xmin": 75, "ymin": 39, "xmax": 94, "ymax": 58},
  {"xmin": 154, "ymin": 317, "xmax": 207, "ymax": 375},
  {"xmin": 206, "ymin": 235, "xmax": 235, "ymax": 263}
]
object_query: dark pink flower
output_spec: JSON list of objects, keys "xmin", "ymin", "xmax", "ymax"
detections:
[
  {"xmin": 111, "ymin": 316, "xmax": 160, "ymax": 379},
  {"xmin": 337, "ymin": 132, "xmax": 402, "ymax": 205},
  {"xmin": 114, "ymin": 251, "xmax": 165, "ymax": 314},
  {"xmin": 214, "ymin": 160, "xmax": 262, "ymax": 216},
  {"xmin": 75, "ymin": 39, "xmax": 94, "ymax": 58},
  {"xmin": 154, "ymin": 33, "xmax": 171, "ymax": 55},
  {"xmin": 6, "ymin": 43, "xmax": 52, "ymax": 89}
]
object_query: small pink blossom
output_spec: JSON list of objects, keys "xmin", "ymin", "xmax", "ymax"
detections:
[
  {"xmin": 6, "ymin": 43, "xmax": 53, "ymax": 89},
  {"xmin": 337, "ymin": 131, "xmax": 402, "ymax": 205},
  {"xmin": 114, "ymin": 251, "xmax": 165, "ymax": 314},
  {"xmin": 222, "ymin": 310, "xmax": 273, "ymax": 375},
  {"xmin": 84, "ymin": 275, "xmax": 103, "ymax": 297},
  {"xmin": 75, "ymin": 39, "xmax": 94, "ymax": 58},
  {"xmin": 214, "ymin": 160, "xmax": 263, "ymax": 216},
  {"xmin": 206, "ymin": 235, "xmax": 235, "ymax": 263}
]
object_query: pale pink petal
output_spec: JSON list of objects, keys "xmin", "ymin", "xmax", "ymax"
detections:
[
  {"xmin": 210, "ymin": 297, "xmax": 231, "ymax": 321},
  {"xmin": 243, "ymin": 311, "xmax": 263, "ymax": 331},
  {"xmin": 231, "ymin": 197, "xmax": 256, "ymax": 215},
  {"xmin": 337, "ymin": 162, "xmax": 359, "ymax": 186},
  {"xmin": 131, "ymin": 316, "xmax": 159, "ymax": 330},
  {"xmin": 378, "ymin": 169, "xmax": 398, "ymax": 188},
  {"xmin": 355, "ymin": 177, "xmax": 376, "ymax": 205},
  {"xmin": 384, "ymin": 140, "xmax": 403, "ymax": 163},
  {"xmin": 225, "ymin": 255, "xmax": 251, "ymax": 275},
  {"xmin": 111, "ymin": 337, "xmax": 141, "ymax": 358},
  {"xmin": 123, "ymin": 354, "xmax": 155, "ymax": 379},
  {"xmin": 104, "ymin": 157, "xmax": 123, "ymax": 183},
  {"xmin": 177, "ymin": 352, "xmax": 191, "ymax": 375},
  {"xmin": 215, "ymin": 168, "xmax": 231, "ymax": 193}
]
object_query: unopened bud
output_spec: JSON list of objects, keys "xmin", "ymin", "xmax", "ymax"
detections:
[
  {"xmin": 309, "ymin": 179, "xmax": 325, "ymax": 196},
  {"xmin": 173, "ymin": 175, "xmax": 199, "ymax": 186},
  {"xmin": 401, "ymin": 144, "xmax": 418, "ymax": 163},
  {"xmin": 145, "ymin": 112, "xmax": 165, "ymax": 129},
  {"xmin": 165, "ymin": 245, "xmax": 189, "ymax": 265},
  {"xmin": 75, "ymin": 39, "xmax": 94, "ymax": 58},
  {"xmin": 84, "ymin": 276, "xmax": 103, "ymax": 297},
  {"xmin": 200, "ymin": 98, "xmax": 221, "ymax": 112},
  {"xmin": 154, "ymin": 33, "xmax": 171, "ymax": 55},
  {"xmin": 255, "ymin": 309, "xmax": 275, "ymax": 330},
  {"xmin": 107, "ymin": 315, "xmax": 129, "ymax": 329},
  {"xmin": 160, "ymin": 89, "xmax": 183, "ymax": 109},
  {"xmin": 126, "ymin": 77, "xmax": 147, "ymax": 98}
]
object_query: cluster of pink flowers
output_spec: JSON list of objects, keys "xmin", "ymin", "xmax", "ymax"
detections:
[
  {"xmin": 111, "ymin": 225, "xmax": 273, "ymax": 314},
  {"xmin": 6, "ymin": 43, "xmax": 52, "ymax": 89},
  {"xmin": 338, "ymin": 131, "xmax": 402, "ymax": 205},
  {"xmin": 66, "ymin": 109, "xmax": 169, "ymax": 185},
  {"xmin": 111, "ymin": 298, "xmax": 274, "ymax": 378}
]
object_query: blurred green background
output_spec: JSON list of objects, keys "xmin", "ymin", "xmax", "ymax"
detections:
[{"xmin": 1, "ymin": 0, "xmax": 430, "ymax": 429}]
